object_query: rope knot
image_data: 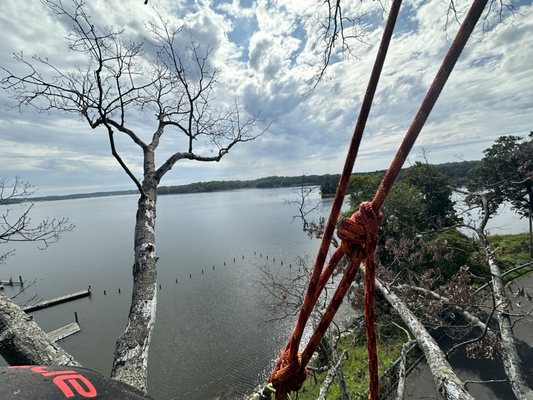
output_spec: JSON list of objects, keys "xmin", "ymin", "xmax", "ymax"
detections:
[
  {"xmin": 268, "ymin": 350, "xmax": 307, "ymax": 397},
  {"xmin": 337, "ymin": 201, "xmax": 382, "ymax": 255}
]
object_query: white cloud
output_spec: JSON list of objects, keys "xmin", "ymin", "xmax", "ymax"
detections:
[{"xmin": 0, "ymin": 0, "xmax": 532, "ymax": 195}]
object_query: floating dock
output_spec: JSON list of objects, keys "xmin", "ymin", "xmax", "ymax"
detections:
[
  {"xmin": 0, "ymin": 276, "xmax": 23, "ymax": 286},
  {"xmin": 22, "ymin": 288, "xmax": 91, "ymax": 313},
  {"xmin": 46, "ymin": 322, "xmax": 81, "ymax": 343}
]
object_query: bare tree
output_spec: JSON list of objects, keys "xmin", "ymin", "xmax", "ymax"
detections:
[
  {"xmin": 0, "ymin": 0, "xmax": 262, "ymax": 392},
  {"xmin": 0, "ymin": 177, "xmax": 74, "ymax": 265}
]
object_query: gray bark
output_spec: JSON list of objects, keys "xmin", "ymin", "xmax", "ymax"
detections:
[
  {"xmin": 374, "ymin": 277, "xmax": 474, "ymax": 400},
  {"xmin": 0, "ymin": 291, "xmax": 80, "ymax": 366},
  {"xmin": 317, "ymin": 350, "xmax": 348, "ymax": 400},
  {"xmin": 395, "ymin": 340, "xmax": 414, "ymax": 400},
  {"xmin": 486, "ymin": 252, "xmax": 533, "ymax": 400},
  {"xmin": 475, "ymin": 194, "xmax": 533, "ymax": 399},
  {"xmin": 111, "ymin": 152, "xmax": 159, "ymax": 392},
  {"xmin": 332, "ymin": 345, "xmax": 351, "ymax": 400}
]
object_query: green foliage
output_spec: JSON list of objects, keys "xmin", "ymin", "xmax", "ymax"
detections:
[
  {"xmin": 320, "ymin": 178, "xmax": 339, "ymax": 198},
  {"xmin": 469, "ymin": 133, "xmax": 532, "ymax": 218},
  {"xmin": 468, "ymin": 133, "xmax": 533, "ymax": 255},
  {"xmin": 426, "ymin": 230, "xmax": 486, "ymax": 281},
  {"xmin": 297, "ymin": 333, "xmax": 403, "ymax": 400},
  {"xmin": 346, "ymin": 169, "xmax": 461, "ymax": 270},
  {"xmin": 488, "ymin": 233, "xmax": 533, "ymax": 270},
  {"xmin": 349, "ymin": 173, "xmax": 429, "ymax": 235},
  {"xmin": 404, "ymin": 162, "xmax": 458, "ymax": 228},
  {"xmin": 432, "ymin": 160, "xmax": 481, "ymax": 187},
  {"xmin": 318, "ymin": 160, "xmax": 480, "ymax": 198}
]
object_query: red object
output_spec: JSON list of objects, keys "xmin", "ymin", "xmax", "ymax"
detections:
[
  {"xmin": 2, "ymin": 365, "xmax": 151, "ymax": 399},
  {"xmin": 268, "ymin": 0, "xmax": 490, "ymax": 398}
]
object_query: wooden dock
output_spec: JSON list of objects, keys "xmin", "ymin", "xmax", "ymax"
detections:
[
  {"xmin": 22, "ymin": 288, "xmax": 91, "ymax": 313},
  {"xmin": 46, "ymin": 322, "xmax": 81, "ymax": 343},
  {"xmin": 0, "ymin": 276, "xmax": 23, "ymax": 286}
]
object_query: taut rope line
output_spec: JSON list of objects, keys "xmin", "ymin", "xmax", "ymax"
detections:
[{"xmin": 268, "ymin": 0, "xmax": 489, "ymax": 398}]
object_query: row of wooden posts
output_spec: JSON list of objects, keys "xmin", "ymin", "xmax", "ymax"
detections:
[
  {"xmin": 4, "ymin": 250, "xmax": 299, "ymax": 341},
  {"xmin": 104, "ymin": 251, "xmax": 299, "ymax": 295}
]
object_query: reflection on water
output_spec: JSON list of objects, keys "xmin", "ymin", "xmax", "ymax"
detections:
[{"xmin": 1, "ymin": 187, "xmax": 330, "ymax": 400}]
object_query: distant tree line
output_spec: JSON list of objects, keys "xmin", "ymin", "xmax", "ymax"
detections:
[
  {"xmin": 320, "ymin": 160, "xmax": 481, "ymax": 197},
  {"xmin": 4, "ymin": 160, "xmax": 481, "ymax": 205}
]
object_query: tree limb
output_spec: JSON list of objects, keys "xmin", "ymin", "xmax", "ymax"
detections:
[
  {"xmin": 0, "ymin": 292, "xmax": 80, "ymax": 366},
  {"xmin": 372, "ymin": 274, "xmax": 474, "ymax": 400}
]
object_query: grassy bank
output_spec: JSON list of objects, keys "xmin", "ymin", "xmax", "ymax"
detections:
[
  {"xmin": 297, "ymin": 331, "xmax": 404, "ymax": 400},
  {"xmin": 489, "ymin": 232, "xmax": 533, "ymax": 280}
]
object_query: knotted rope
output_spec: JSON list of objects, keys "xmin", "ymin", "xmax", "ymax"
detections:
[
  {"xmin": 268, "ymin": 0, "xmax": 489, "ymax": 397},
  {"xmin": 338, "ymin": 202, "xmax": 382, "ymax": 398}
]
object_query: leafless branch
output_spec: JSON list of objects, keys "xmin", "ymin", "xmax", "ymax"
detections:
[{"xmin": 0, "ymin": 178, "xmax": 74, "ymax": 263}]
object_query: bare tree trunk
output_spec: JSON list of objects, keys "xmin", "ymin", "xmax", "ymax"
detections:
[
  {"xmin": 332, "ymin": 345, "xmax": 351, "ymax": 400},
  {"xmin": 317, "ymin": 350, "xmax": 348, "ymax": 400},
  {"xmin": 111, "ymin": 153, "xmax": 159, "ymax": 392},
  {"xmin": 395, "ymin": 340, "xmax": 414, "ymax": 400},
  {"xmin": 529, "ymin": 210, "xmax": 533, "ymax": 258},
  {"xmin": 486, "ymin": 252, "xmax": 533, "ymax": 400},
  {"xmin": 373, "ymin": 277, "xmax": 474, "ymax": 400},
  {"xmin": 473, "ymin": 193, "xmax": 533, "ymax": 399},
  {"xmin": 0, "ymin": 292, "xmax": 80, "ymax": 366},
  {"xmin": 528, "ymin": 190, "xmax": 533, "ymax": 257}
]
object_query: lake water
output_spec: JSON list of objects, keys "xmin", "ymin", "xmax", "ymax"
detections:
[
  {"xmin": 1, "ymin": 187, "xmax": 330, "ymax": 400},
  {"xmin": 1, "ymin": 187, "xmax": 528, "ymax": 399}
]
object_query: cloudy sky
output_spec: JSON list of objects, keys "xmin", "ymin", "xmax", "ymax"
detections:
[{"xmin": 0, "ymin": 0, "xmax": 532, "ymax": 196}]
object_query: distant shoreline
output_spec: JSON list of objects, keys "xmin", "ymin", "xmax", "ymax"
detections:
[{"xmin": 6, "ymin": 160, "xmax": 480, "ymax": 204}]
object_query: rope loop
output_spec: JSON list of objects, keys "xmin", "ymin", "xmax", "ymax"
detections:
[
  {"xmin": 268, "ymin": 350, "xmax": 307, "ymax": 397},
  {"xmin": 337, "ymin": 201, "xmax": 382, "ymax": 255}
]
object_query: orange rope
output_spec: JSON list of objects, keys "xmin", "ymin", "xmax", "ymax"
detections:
[{"xmin": 268, "ymin": 0, "xmax": 489, "ymax": 398}]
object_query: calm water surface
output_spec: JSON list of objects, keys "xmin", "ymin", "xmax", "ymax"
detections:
[{"xmin": 1, "ymin": 187, "xmax": 330, "ymax": 400}]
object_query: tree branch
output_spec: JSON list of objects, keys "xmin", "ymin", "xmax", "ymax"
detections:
[{"xmin": 0, "ymin": 292, "xmax": 80, "ymax": 366}]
